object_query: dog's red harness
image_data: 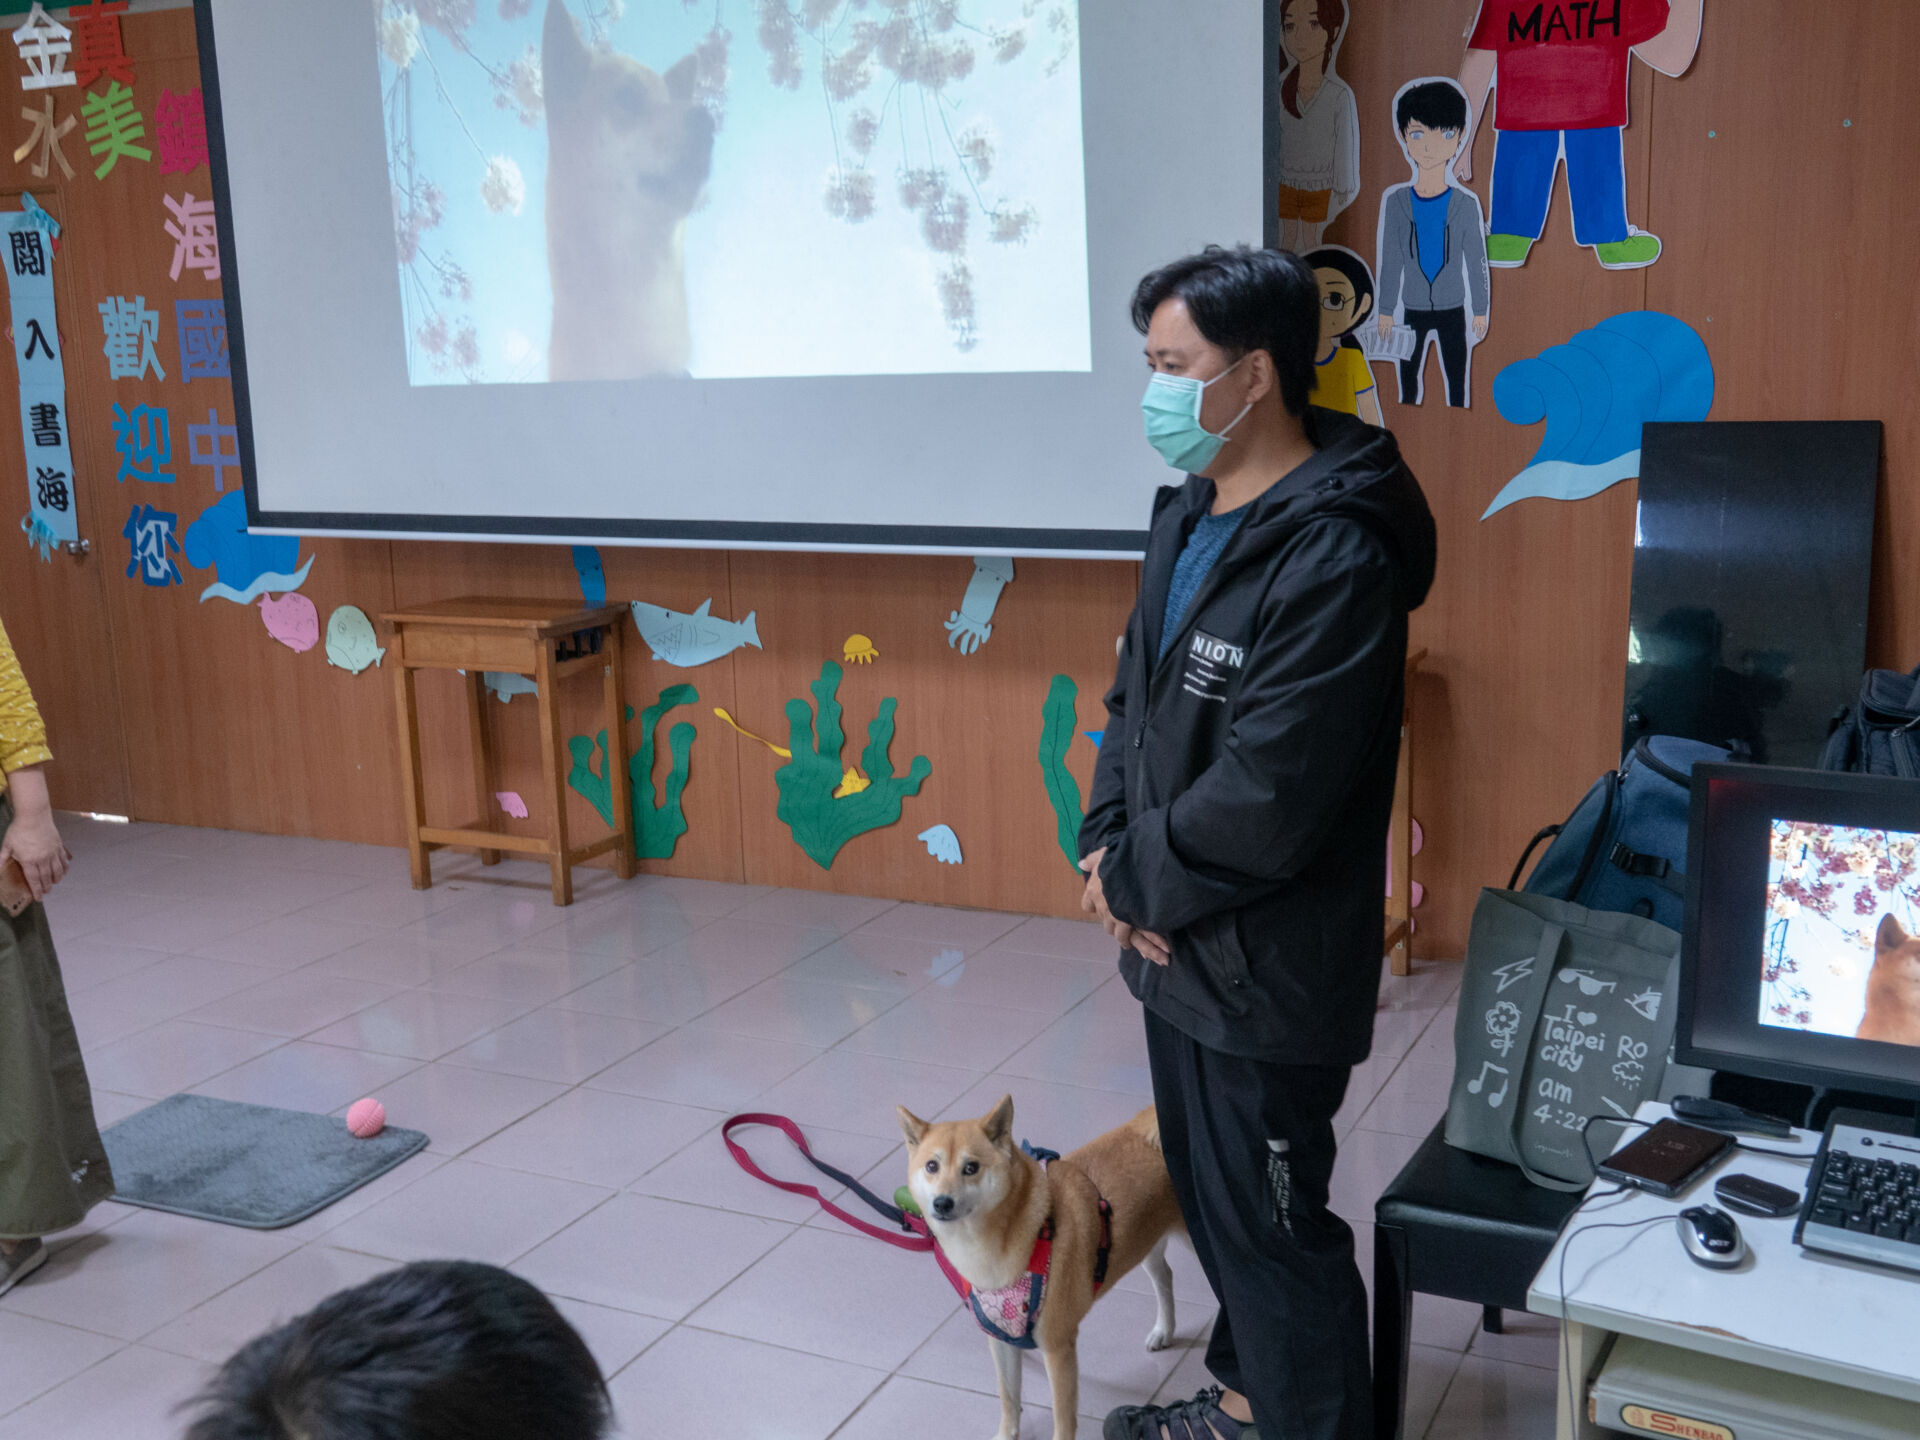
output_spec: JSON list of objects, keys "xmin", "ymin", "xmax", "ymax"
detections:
[
  {"xmin": 957, "ymin": 1143, "xmax": 1114, "ymax": 1349},
  {"xmin": 722, "ymin": 1116, "xmax": 1113, "ymax": 1351}
]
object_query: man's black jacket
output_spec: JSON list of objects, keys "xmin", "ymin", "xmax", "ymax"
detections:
[{"xmin": 1080, "ymin": 407, "xmax": 1437, "ymax": 1067}]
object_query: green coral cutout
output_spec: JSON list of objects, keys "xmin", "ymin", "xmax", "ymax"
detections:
[
  {"xmin": 566, "ymin": 683, "xmax": 699, "ymax": 860},
  {"xmin": 1039, "ymin": 673, "xmax": 1085, "ymax": 872},
  {"xmin": 776, "ymin": 661, "xmax": 931, "ymax": 869}
]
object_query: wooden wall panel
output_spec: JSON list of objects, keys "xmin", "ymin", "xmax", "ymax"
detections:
[
  {"xmin": 5, "ymin": 3, "xmax": 1918, "ymax": 945},
  {"xmin": 726, "ymin": 551, "xmax": 1136, "ymax": 916},
  {"xmin": 0, "ymin": 186, "xmax": 129, "ymax": 814}
]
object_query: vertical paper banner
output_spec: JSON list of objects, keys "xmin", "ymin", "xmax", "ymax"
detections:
[{"xmin": 2, "ymin": 198, "xmax": 76, "ymax": 558}]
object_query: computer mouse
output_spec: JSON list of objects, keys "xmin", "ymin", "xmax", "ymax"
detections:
[{"xmin": 1676, "ymin": 1204, "xmax": 1745, "ymax": 1270}]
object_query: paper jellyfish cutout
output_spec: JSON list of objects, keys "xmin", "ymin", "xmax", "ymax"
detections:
[
  {"xmin": 496, "ymin": 790, "xmax": 529, "ymax": 819},
  {"xmin": 1481, "ymin": 311, "xmax": 1714, "ymax": 520},
  {"xmin": 918, "ymin": 824, "xmax": 963, "ymax": 865},
  {"xmin": 184, "ymin": 491, "xmax": 313, "ymax": 604},
  {"xmin": 324, "ymin": 605, "xmax": 385, "ymax": 673},
  {"xmin": 843, "ymin": 634, "xmax": 879, "ymax": 665},
  {"xmin": 258, "ymin": 592, "xmax": 319, "ymax": 652}
]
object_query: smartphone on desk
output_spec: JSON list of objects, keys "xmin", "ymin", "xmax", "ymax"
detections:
[{"xmin": 1595, "ymin": 1119, "xmax": 1735, "ymax": 1197}]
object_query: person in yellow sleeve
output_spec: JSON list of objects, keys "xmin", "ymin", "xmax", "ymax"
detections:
[
  {"xmin": 1303, "ymin": 245, "xmax": 1384, "ymax": 427},
  {"xmin": 0, "ymin": 614, "xmax": 114, "ymax": 1296}
]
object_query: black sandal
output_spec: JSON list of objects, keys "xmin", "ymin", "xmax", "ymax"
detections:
[{"xmin": 1102, "ymin": 1384, "xmax": 1256, "ymax": 1440}]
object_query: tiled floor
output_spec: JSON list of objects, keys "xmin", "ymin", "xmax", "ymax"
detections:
[{"xmin": 0, "ymin": 817, "xmax": 1559, "ymax": 1440}]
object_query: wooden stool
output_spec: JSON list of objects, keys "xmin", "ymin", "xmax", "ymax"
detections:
[{"xmin": 381, "ymin": 597, "xmax": 636, "ymax": 905}]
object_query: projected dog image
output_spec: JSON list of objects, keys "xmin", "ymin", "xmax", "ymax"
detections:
[
  {"xmin": 1761, "ymin": 819, "xmax": 1920, "ymax": 1046},
  {"xmin": 542, "ymin": 1, "xmax": 712, "ymax": 380},
  {"xmin": 373, "ymin": 0, "xmax": 1090, "ymax": 384}
]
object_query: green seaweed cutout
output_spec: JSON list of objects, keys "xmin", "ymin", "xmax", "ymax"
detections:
[
  {"xmin": 775, "ymin": 661, "xmax": 931, "ymax": 869},
  {"xmin": 1039, "ymin": 673, "xmax": 1085, "ymax": 872},
  {"xmin": 566, "ymin": 683, "xmax": 699, "ymax": 860}
]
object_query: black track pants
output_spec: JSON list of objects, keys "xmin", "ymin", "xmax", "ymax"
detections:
[{"xmin": 1144, "ymin": 1007, "xmax": 1372, "ymax": 1440}]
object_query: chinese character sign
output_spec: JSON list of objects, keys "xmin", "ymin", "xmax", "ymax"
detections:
[
  {"xmin": 13, "ymin": 95, "xmax": 77, "ymax": 181},
  {"xmin": 123, "ymin": 503, "xmax": 181, "ymax": 587},
  {"xmin": 82, "ymin": 79, "xmax": 148, "ymax": 179},
  {"xmin": 100, "ymin": 294, "xmax": 165, "ymax": 381},
  {"xmin": 69, "ymin": 0, "xmax": 134, "ymax": 90},
  {"xmin": 188, "ymin": 407, "xmax": 240, "ymax": 492},
  {"xmin": 111, "ymin": 401, "xmax": 173, "ymax": 484},
  {"xmin": 175, "ymin": 298, "xmax": 228, "ymax": 381},
  {"xmin": 155, "ymin": 87, "xmax": 207, "ymax": 176},
  {"xmin": 2, "ymin": 205, "xmax": 77, "ymax": 558},
  {"xmin": 163, "ymin": 192, "xmax": 219, "ymax": 281},
  {"xmin": 11, "ymin": 4, "xmax": 75, "ymax": 92}
]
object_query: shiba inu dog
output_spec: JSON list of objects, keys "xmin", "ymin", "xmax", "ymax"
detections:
[
  {"xmin": 1858, "ymin": 913, "xmax": 1920, "ymax": 1046},
  {"xmin": 898, "ymin": 1096, "xmax": 1184, "ymax": 1440},
  {"xmin": 542, "ymin": 0, "xmax": 713, "ymax": 379}
]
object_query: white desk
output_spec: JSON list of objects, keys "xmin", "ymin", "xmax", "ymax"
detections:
[{"xmin": 1528, "ymin": 1101, "xmax": 1920, "ymax": 1439}]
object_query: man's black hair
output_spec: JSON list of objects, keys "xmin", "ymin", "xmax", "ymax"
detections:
[
  {"xmin": 1302, "ymin": 246, "xmax": 1375, "ymax": 344},
  {"xmin": 180, "ymin": 1261, "xmax": 612, "ymax": 1440},
  {"xmin": 1396, "ymin": 79, "xmax": 1469, "ymax": 136},
  {"xmin": 1130, "ymin": 245, "xmax": 1319, "ymax": 417}
]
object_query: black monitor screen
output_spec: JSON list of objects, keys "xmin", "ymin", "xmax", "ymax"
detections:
[{"xmin": 1679, "ymin": 765, "xmax": 1920, "ymax": 1100}]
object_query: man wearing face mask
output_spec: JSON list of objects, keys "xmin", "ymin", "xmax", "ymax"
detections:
[{"xmin": 1080, "ymin": 245, "xmax": 1435, "ymax": 1440}]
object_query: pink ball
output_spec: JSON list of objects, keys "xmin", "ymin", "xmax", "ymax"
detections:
[{"xmin": 346, "ymin": 1098, "xmax": 386, "ymax": 1139}]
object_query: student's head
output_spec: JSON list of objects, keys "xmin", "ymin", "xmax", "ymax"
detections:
[
  {"xmin": 1278, "ymin": 0, "xmax": 1346, "ymax": 116},
  {"xmin": 1303, "ymin": 246, "xmax": 1375, "ymax": 351},
  {"xmin": 1131, "ymin": 245, "xmax": 1319, "ymax": 429},
  {"xmin": 181, "ymin": 1261, "xmax": 612, "ymax": 1440},
  {"xmin": 1395, "ymin": 79, "xmax": 1469, "ymax": 168}
]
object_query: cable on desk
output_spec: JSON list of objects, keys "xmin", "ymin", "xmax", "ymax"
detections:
[{"xmin": 1555, "ymin": 1184, "xmax": 1667, "ymax": 1440}]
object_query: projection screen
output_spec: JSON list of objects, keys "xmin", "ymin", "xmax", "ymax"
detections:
[{"xmin": 199, "ymin": 0, "xmax": 1262, "ymax": 555}]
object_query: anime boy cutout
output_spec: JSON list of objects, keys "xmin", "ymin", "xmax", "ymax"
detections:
[{"xmin": 1374, "ymin": 77, "xmax": 1490, "ymax": 408}]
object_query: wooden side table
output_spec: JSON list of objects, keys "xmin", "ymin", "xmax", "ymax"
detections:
[{"xmin": 381, "ymin": 597, "xmax": 635, "ymax": 905}]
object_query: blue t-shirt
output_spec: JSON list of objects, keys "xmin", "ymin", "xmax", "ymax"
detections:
[
  {"xmin": 1412, "ymin": 190, "xmax": 1450, "ymax": 285},
  {"xmin": 1159, "ymin": 505, "xmax": 1249, "ymax": 660}
]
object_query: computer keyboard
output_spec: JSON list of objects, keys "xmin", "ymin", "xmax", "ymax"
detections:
[{"xmin": 1795, "ymin": 1113, "xmax": 1920, "ymax": 1275}]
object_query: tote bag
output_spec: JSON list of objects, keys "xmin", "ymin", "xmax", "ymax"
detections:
[{"xmin": 1445, "ymin": 888, "xmax": 1682, "ymax": 1189}]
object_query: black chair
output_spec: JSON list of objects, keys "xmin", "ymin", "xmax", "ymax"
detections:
[{"xmin": 1372, "ymin": 1120, "xmax": 1585, "ymax": 1439}]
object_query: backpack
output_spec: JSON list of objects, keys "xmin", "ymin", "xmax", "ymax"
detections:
[
  {"xmin": 1507, "ymin": 736, "xmax": 1731, "ymax": 932},
  {"xmin": 1820, "ymin": 665, "xmax": 1920, "ymax": 779}
]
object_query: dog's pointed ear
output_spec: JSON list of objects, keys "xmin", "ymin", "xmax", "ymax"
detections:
[
  {"xmin": 898, "ymin": 1106, "xmax": 930, "ymax": 1148},
  {"xmin": 543, "ymin": 0, "xmax": 589, "ymax": 106},
  {"xmin": 982, "ymin": 1094, "xmax": 1015, "ymax": 1147},
  {"xmin": 1878, "ymin": 913, "xmax": 1910, "ymax": 953},
  {"xmin": 664, "ymin": 50, "xmax": 699, "ymax": 105}
]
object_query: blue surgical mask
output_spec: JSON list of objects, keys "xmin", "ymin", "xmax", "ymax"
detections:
[{"xmin": 1140, "ymin": 356, "xmax": 1251, "ymax": 473}]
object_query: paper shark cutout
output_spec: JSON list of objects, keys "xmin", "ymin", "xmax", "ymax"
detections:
[{"xmin": 630, "ymin": 598, "xmax": 762, "ymax": 668}]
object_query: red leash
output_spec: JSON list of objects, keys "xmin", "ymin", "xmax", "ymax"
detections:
[{"xmin": 721, "ymin": 1113, "xmax": 970, "ymax": 1291}]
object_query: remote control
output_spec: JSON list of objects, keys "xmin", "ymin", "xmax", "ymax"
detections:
[{"xmin": 1670, "ymin": 1095, "xmax": 1794, "ymax": 1139}]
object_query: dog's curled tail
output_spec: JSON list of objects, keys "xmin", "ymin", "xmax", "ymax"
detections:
[{"xmin": 1127, "ymin": 1107, "xmax": 1162, "ymax": 1151}]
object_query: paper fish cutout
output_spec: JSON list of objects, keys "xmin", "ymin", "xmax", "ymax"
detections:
[
  {"xmin": 843, "ymin": 634, "xmax": 878, "ymax": 665},
  {"xmin": 496, "ymin": 790, "xmax": 529, "ymax": 819},
  {"xmin": 918, "ymin": 824, "xmax": 963, "ymax": 865},
  {"xmin": 184, "ymin": 491, "xmax": 313, "ymax": 604},
  {"xmin": 1085, "ymin": 730, "xmax": 1104, "ymax": 748},
  {"xmin": 834, "ymin": 768, "xmax": 870, "ymax": 798},
  {"xmin": 630, "ymin": 598, "xmax": 761, "ymax": 667},
  {"xmin": 485, "ymin": 671, "xmax": 539, "ymax": 703},
  {"xmin": 715, "ymin": 707, "xmax": 791, "ymax": 758},
  {"xmin": 571, "ymin": 545, "xmax": 606, "ymax": 606},
  {"xmin": 259, "ymin": 591, "xmax": 319, "ymax": 652},
  {"xmin": 1482, "ymin": 311, "xmax": 1713, "ymax": 519},
  {"xmin": 324, "ymin": 604, "xmax": 385, "ymax": 674}
]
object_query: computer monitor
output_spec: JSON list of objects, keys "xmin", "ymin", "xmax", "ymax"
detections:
[{"xmin": 1677, "ymin": 763, "xmax": 1920, "ymax": 1103}]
